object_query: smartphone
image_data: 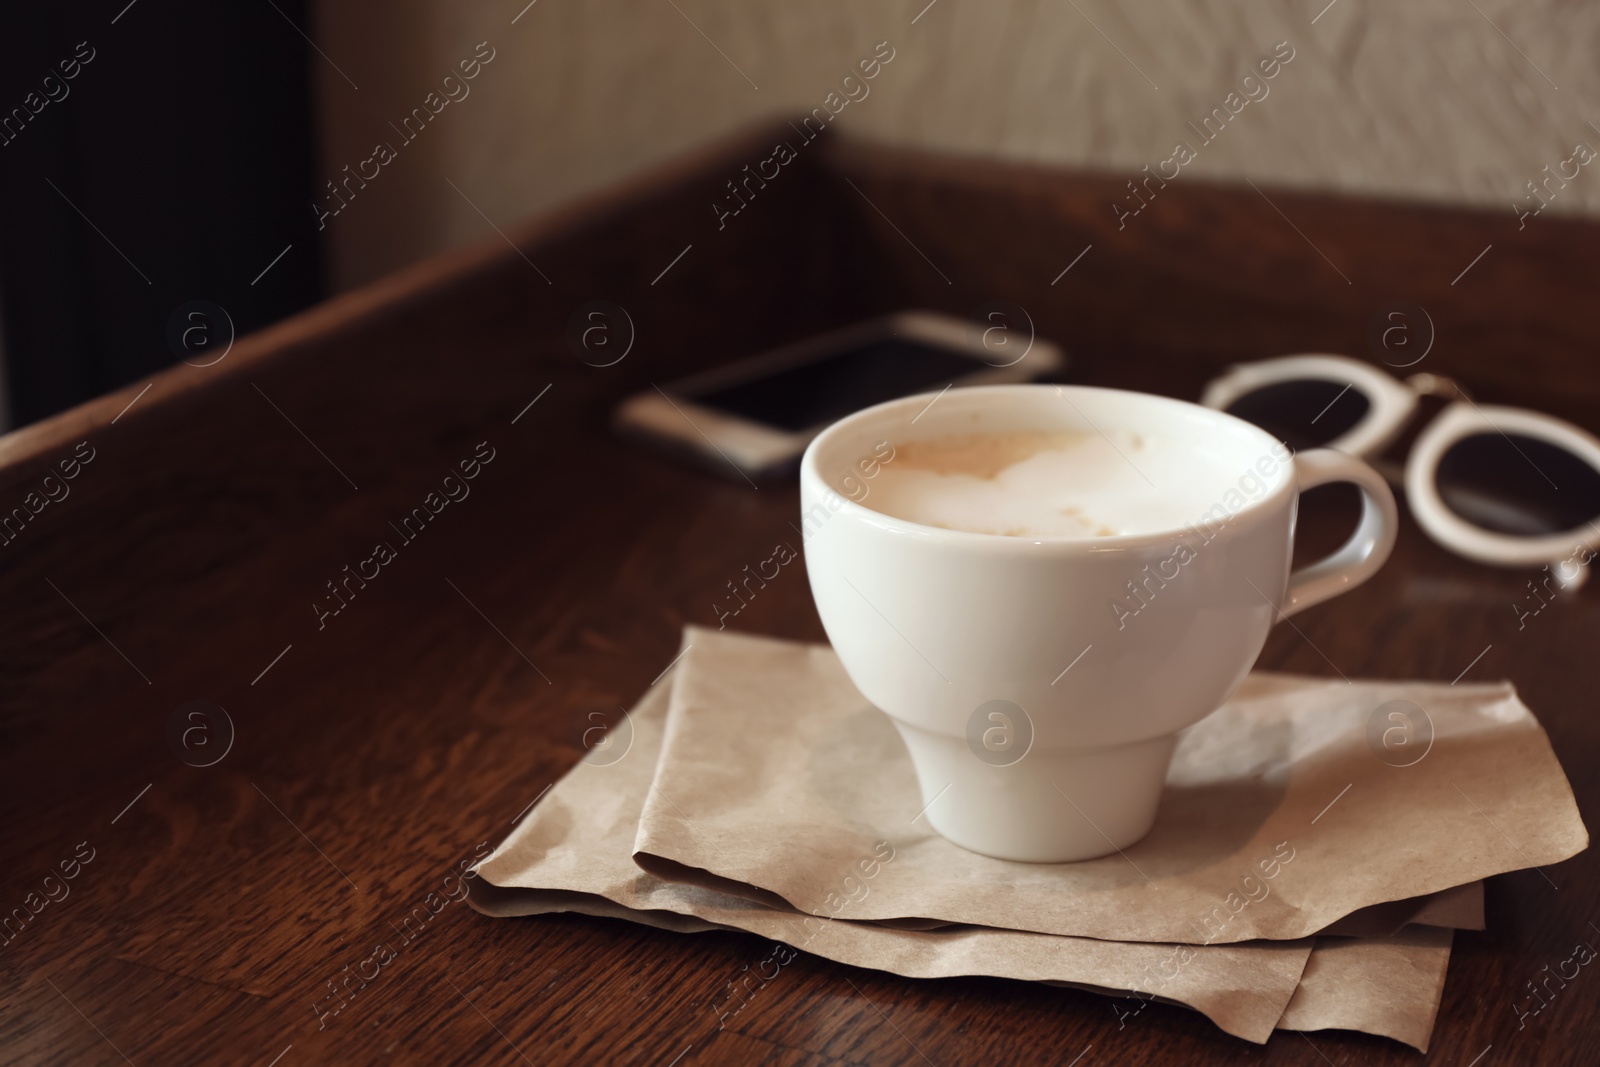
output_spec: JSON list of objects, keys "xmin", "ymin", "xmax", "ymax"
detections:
[{"xmin": 614, "ymin": 310, "xmax": 1064, "ymax": 483}]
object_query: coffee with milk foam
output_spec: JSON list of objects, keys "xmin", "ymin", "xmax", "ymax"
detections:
[{"xmin": 863, "ymin": 430, "xmax": 1242, "ymax": 538}]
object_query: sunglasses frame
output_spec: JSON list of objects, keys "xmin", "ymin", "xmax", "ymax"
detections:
[
  {"xmin": 1408, "ymin": 402, "xmax": 1600, "ymax": 569},
  {"xmin": 1202, "ymin": 353, "xmax": 1600, "ymax": 577},
  {"xmin": 1201, "ymin": 353, "xmax": 1419, "ymax": 458}
]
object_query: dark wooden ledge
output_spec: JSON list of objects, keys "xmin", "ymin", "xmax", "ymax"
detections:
[{"xmin": 0, "ymin": 120, "xmax": 1594, "ymax": 1065}]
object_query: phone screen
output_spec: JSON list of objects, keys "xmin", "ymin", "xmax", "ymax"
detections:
[{"xmin": 690, "ymin": 338, "xmax": 985, "ymax": 432}]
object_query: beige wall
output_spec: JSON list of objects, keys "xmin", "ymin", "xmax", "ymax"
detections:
[{"xmin": 313, "ymin": 0, "xmax": 1598, "ymax": 290}]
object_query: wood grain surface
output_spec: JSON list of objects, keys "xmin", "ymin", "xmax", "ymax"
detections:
[{"xmin": 0, "ymin": 122, "xmax": 1596, "ymax": 1066}]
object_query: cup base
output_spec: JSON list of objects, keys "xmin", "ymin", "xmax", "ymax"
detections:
[{"xmin": 892, "ymin": 718, "xmax": 1178, "ymax": 863}]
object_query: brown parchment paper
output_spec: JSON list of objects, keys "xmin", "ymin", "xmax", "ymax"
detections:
[
  {"xmin": 471, "ymin": 677, "xmax": 1313, "ymax": 1043},
  {"xmin": 634, "ymin": 628, "xmax": 1585, "ymax": 944},
  {"xmin": 1319, "ymin": 880, "xmax": 1481, "ymax": 938},
  {"xmin": 468, "ymin": 884, "xmax": 1451, "ymax": 1050},
  {"xmin": 1278, "ymin": 926, "xmax": 1454, "ymax": 1052}
]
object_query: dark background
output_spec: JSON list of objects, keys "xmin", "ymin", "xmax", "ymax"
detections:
[{"xmin": 0, "ymin": 0, "xmax": 323, "ymax": 428}]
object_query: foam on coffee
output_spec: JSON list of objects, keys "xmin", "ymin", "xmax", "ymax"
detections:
[{"xmin": 863, "ymin": 429, "xmax": 1236, "ymax": 538}]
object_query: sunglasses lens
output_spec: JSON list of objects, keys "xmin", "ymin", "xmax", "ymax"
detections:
[
  {"xmin": 1435, "ymin": 433, "xmax": 1600, "ymax": 535},
  {"xmin": 1222, "ymin": 380, "xmax": 1370, "ymax": 451}
]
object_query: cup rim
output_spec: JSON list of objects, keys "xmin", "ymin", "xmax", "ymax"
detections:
[{"xmin": 799, "ymin": 383, "xmax": 1297, "ymax": 554}]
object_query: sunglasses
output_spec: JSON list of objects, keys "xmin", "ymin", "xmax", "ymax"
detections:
[{"xmin": 1201, "ymin": 354, "xmax": 1600, "ymax": 589}]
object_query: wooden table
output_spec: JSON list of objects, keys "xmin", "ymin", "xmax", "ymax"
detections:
[{"xmin": 2, "ymin": 124, "xmax": 1595, "ymax": 1065}]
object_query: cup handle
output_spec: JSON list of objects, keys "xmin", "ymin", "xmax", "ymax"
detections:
[{"xmin": 1279, "ymin": 448, "xmax": 1399, "ymax": 619}]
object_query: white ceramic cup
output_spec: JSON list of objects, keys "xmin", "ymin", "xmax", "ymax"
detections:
[{"xmin": 799, "ymin": 384, "xmax": 1398, "ymax": 863}]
